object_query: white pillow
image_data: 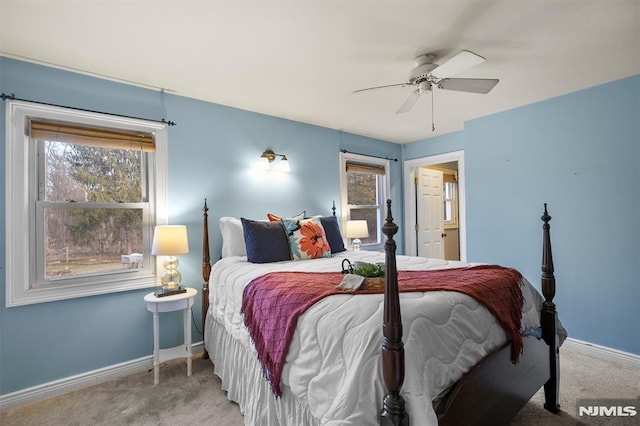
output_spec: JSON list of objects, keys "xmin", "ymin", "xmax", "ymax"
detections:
[{"xmin": 219, "ymin": 217, "xmax": 247, "ymax": 258}]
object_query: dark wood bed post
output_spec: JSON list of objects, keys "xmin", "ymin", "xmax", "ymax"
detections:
[
  {"xmin": 202, "ymin": 199, "xmax": 211, "ymax": 360},
  {"xmin": 379, "ymin": 200, "xmax": 409, "ymax": 426},
  {"xmin": 540, "ymin": 203, "xmax": 560, "ymax": 413}
]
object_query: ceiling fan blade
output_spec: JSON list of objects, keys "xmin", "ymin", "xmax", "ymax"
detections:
[
  {"xmin": 396, "ymin": 89, "xmax": 421, "ymax": 114},
  {"xmin": 438, "ymin": 78, "xmax": 499, "ymax": 94},
  {"xmin": 430, "ymin": 50, "xmax": 485, "ymax": 79},
  {"xmin": 352, "ymin": 82, "xmax": 410, "ymax": 94}
]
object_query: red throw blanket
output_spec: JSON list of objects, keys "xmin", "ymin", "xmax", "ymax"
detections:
[{"xmin": 241, "ymin": 265, "xmax": 524, "ymax": 397}]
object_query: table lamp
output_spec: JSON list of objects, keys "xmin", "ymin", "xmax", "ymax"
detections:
[
  {"xmin": 151, "ymin": 225, "xmax": 189, "ymax": 291},
  {"xmin": 345, "ymin": 220, "xmax": 369, "ymax": 251}
]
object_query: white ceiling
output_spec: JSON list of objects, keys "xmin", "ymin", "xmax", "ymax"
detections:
[{"xmin": 1, "ymin": 1, "xmax": 638, "ymax": 143}]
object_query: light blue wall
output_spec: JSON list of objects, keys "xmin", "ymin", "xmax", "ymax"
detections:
[
  {"xmin": 0, "ymin": 57, "xmax": 402, "ymax": 394},
  {"xmin": 2, "ymin": 55, "xmax": 636, "ymax": 397},
  {"xmin": 404, "ymin": 75, "xmax": 640, "ymax": 355}
]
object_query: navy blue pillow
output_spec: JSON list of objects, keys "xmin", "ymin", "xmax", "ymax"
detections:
[
  {"xmin": 241, "ymin": 218, "xmax": 292, "ymax": 263},
  {"xmin": 318, "ymin": 216, "xmax": 346, "ymax": 254}
]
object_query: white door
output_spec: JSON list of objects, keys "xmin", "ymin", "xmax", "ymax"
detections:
[{"xmin": 416, "ymin": 167, "xmax": 444, "ymax": 258}]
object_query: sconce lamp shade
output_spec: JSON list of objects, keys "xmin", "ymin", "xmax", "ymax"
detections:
[
  {"xmin": 345, "ymin": 220, "xmax": 369, "ymax": 238},
  {"xmin": 151, "ymin": 225, "xmax": 189, "ymax": 255},
  {"xmin": 279, "ymin": 155, "xmax": 290, "ymax": 172},
  {"xmin": 259, "ymin": 156, "xmax": 270, "ymax": 169}
]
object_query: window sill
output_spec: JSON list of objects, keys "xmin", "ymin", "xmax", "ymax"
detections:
[{"xmin": 6, "ymin": 274, "xmax": 158, "ymax": 307}]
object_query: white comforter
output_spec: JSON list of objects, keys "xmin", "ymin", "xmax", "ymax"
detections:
[{"xmin": 206, "ymin": 251, "xmax": 547, "ymax": 425}]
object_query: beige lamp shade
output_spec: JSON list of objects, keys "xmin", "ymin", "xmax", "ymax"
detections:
[
  {"xmin": 345, "ymin": 220, "xmax": 369, "ymax": 238},
  {"xmin": 151, "ymin": 225, "xmax": 189, "ymax": 255}
]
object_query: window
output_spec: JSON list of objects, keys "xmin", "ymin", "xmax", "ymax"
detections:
[
  {"xmin": 340, "ymin": 153, "xmax": 389, "ymax": 250},
  {"xmin": 443, "ymin": 173, "xmax": 458, "ymax": 227},
  {"xmin": 5, "ymin": 100, "xmax": 168, "ymax": 306}
]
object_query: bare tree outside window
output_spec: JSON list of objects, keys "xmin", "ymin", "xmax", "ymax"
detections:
[{"xmin": 40, "ymin": 140, "xmax": 145, "ymax": 279}]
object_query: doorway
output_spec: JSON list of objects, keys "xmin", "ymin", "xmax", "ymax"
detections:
[{"xmin": 403, "ymin": 151, "xmax": 466, "ymax": 261}]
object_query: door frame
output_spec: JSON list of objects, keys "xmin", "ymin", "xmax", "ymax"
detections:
[{"xmin": 403, "ymin": 150, "xmax": 467, "ymax": 261}]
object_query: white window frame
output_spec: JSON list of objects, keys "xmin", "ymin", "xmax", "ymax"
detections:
[
  {"xmin": 5, "ymin": 100, "xmax": 168, "ymax": 307},
  {"xmin": 443, "ymin": 179, "xmax": 459, "ymax": 229},
  {"xmin": 339, "ymin": 152, "xmax": 390, "ymax": 251}
]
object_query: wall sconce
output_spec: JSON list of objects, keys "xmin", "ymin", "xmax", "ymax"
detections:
[
  {"xmin": 345, "ymin": 220, "xmax": 369, "ymax": 251},
  {"xmin": 259, "ymin": 149, "xmax": 290, "ymax": 172}
]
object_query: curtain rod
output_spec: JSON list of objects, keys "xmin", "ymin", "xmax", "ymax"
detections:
[
  {"xmin": 340, "ymin": 148, "xmax": 398, "ymax": 162},
  {"xmin": 1, "ymin": 93, "xmax": 177, "ymax": 126}
]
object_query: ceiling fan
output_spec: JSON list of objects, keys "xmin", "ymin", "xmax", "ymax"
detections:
[{"xmin": 353, "ymin": 50, "xmax": 499, "ymax": 129}]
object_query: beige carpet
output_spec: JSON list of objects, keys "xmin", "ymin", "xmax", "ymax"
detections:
[{"xmin": 2, "ymin": 346, "xmax": 638, "ymax": 425}]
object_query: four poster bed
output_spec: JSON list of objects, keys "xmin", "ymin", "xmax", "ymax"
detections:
[{"xmin": 200, "ymin": 199, "xmax": 564, "ymax": 425}]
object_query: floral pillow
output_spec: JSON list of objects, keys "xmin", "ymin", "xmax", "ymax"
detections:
[{"xmin": 281, "ymin": 217, "xmax": 331, "ymax": 260}]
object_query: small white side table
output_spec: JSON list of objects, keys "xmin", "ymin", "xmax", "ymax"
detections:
[{"xmin": 144, "ymin": 287, "xmax": 198, "ymax": 385}]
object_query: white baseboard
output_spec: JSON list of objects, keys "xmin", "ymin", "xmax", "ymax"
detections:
[
  {"xmin": 563, "ymin": 337, "xmax": 640, "ymax": 368},
  {"xmin": 0, "ymin": 341, "xmax": 204, "ymax": 412}
]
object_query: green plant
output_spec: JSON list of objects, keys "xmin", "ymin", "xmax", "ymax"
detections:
[{"xmin": 353, "ymin": 263, "xmax": 384, "ymax": 278}]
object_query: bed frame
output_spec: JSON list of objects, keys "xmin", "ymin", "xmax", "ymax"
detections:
[
  {"xmin": 200, "ymin": 199, "xmax": 560, "ymax": 425},
  {"xmin": 201, "ymin": 199, "xmax": 211, "ymax": 360}
]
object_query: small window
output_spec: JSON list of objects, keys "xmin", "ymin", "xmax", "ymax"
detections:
[
  {"xmin": 443, "ymin": 176, "xmax": 458, "ymax": 227},
  {"xmin": 340, "ymin": 153, "xmax": 389, "ymax": 249},
  {"xmin": 5, "ymin": 101, "xmax": 168, "ymax": 306}
]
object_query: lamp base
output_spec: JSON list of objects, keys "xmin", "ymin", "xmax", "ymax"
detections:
[
  {"xmin": 154, "ymin": 286, "xmax": 187, "ymax": 298},
  {"xmin": 351, "ymin": 238, "xmax": 362, "ymax": 251},
  {"xmin": 163, "ymin": 282, "xmax": 181, "ymax": 291}
]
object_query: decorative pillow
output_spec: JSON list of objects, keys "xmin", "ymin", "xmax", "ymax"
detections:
[
  {"xmin": 281, "ymin": 217, "xmax": 331, "ymax": 260},
  {"xmin": 266, "ymin": 210, "xmax": 306, "ymax": 222},
  {"xmin": 241, "ymin": 218, "xmax": 292, "ymax": 263},
  {"xmin": 219, "ymin": 217, "xmax": 247, "ymax": 258},
  {"xmin": 317, "ymin": 216, "xmax": 346, "ymax": 254}
]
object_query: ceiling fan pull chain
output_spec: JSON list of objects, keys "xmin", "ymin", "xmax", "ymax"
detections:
[{"xmin": 431, "ymin": 90, "xmax": 436, "ymax": 132}]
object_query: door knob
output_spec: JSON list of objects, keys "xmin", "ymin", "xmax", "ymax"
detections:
[{"xmin": 441, "ymin": 233, "xmax": 447, "ymax": 238}]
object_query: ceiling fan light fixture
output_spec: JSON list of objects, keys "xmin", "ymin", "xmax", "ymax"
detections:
[{"xmin": 418, "ymin": 81, "xmax": 432, "ymax": 93}]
